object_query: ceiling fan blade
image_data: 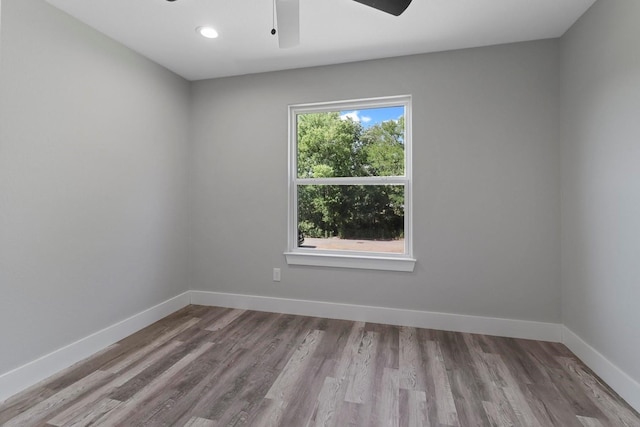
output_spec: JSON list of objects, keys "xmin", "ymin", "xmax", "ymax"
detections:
[
  {"xmin": 276, "ymin": 0, "xmax": 300, "ymax": 48},
  {"xmin": 352, "ymin": 0, "xmax": 413, "ymax": 16}
]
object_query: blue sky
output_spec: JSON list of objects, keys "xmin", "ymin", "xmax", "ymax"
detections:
[{"xmin": 339, "ymin": 106, "xmax": 404, "ymax": 128}]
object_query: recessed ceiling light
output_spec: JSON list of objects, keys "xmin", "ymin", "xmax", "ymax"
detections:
[{"xmin": 197, "ymin": 26, "xmax": 219, "ymax": 39}]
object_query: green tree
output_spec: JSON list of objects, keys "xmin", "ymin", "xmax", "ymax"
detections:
[
  {"xmin": 360, "ymin": 116, "xmax": 405, "ymax": 176},
  {"xmin": 297, "ymin": 112, "xmax": 363, "ymax": 178}
]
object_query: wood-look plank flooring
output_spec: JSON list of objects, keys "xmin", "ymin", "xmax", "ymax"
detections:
[{"xmin": 1, "ymin": 305, "xmax": 638, "ymax": 426}]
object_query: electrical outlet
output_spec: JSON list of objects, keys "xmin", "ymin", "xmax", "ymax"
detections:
[{"xmin": 273, "ymin": 268, "xmax": 281, "ymax": 282}]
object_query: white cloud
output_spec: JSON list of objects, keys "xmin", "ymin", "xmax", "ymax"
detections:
[
  {"xmin": 340, "ymin": 111, "xmax": 359, "ymax": 121},
  {"xmin": 340, "ymin": 110, "xmax": 372, "ymax": 123}
]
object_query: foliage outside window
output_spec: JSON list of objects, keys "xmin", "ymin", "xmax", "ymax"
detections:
[{"xmin": 285, "ymin": 96, "xmax": 415, "ymax": 272}]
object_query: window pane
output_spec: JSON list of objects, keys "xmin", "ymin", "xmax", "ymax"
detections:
[
  {"xmin": 297, "ymin": 185, "xmax": 405, "ymax": 253},
  {"xmin": 297, "ymin": 106, "xmax": 405, "ymax": 179}
]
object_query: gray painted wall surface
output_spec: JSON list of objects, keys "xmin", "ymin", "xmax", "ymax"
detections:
[
  {"xmin": 561, "ymin": 0, "xmax": 640, "ymax": 383},
  {"xmin": 0, "ymin": 0, "xmax": 190, "ymax": 374},
  {"xmin": 190, "ymin": 41, "xmax": 561, "ymax": 323}
]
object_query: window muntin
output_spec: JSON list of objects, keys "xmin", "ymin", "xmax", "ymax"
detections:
[{"xmin": 287, "ymin": 95, "xmax": 413, "ymax": 268}]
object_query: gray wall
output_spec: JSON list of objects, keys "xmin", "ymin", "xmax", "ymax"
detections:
[
  {"xmin": 0, "ymin": 0, "xmax": 190, "ymax": 374},
  {"xmin": 190, "ymin": 40, "xmax": 561, "ymax": 323},
  {"xmin": 561, "ymin": 0, "xmax": 640, "ymax": 384}
]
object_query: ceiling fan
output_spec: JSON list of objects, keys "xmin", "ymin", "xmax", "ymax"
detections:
[
  {"xmin": 274, "ymin": 0, "xmax": 413, "ymax": 48},
  {"xmin": 167, "ymin": 0, "xmax": 413, "ymax": 49}
]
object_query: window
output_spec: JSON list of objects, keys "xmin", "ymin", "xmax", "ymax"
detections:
[{"xmin": 285, "ymin": 95, "xmax": 415, "ymax": 272}]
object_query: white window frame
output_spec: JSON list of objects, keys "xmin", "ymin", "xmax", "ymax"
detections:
[{"xmin": 284, "ymin": 95, "xmax": 416, "ymax": 272}]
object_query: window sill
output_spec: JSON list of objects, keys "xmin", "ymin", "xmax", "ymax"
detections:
[{"xmin": 284, "ymin": 252, "xmax": 416, "ymax": 272}]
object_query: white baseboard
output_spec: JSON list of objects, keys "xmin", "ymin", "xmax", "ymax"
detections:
[
  {"xmin": 0, "ymin": 292, "xmax": 191, "ymax": 404},
  {"xmin": 562, "ymin": 326, "xmax": 640, "ymax": 413},
  {"xmin": 190, "ymin": 290, "xmax": 562, "ymax": 342}
]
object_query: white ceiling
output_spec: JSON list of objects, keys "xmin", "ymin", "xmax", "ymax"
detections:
[{"xmin": 45, "ymin": 0, "xmax": 597, "ymax": 81}]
